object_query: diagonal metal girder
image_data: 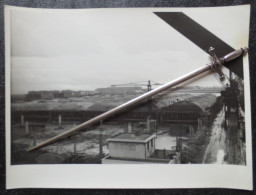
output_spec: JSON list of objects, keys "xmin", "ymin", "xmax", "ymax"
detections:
[{"xmin": 154, "ymin": 12, "xmax": 244, "ymax": 79}]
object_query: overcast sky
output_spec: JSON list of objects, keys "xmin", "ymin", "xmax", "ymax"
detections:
[{"xmin": 9, "ymin": 7, "xmax": 249, "ymax": 94}]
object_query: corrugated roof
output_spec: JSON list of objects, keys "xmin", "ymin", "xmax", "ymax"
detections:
[
  {"xmin": 162, "ymin": 102, "xmax": 203, "ymax": 112},
  {"xmin": 11, "ymin": 94, "xmax": 217, "ymax": 112},
  {"xmin": 160, "ymin": 94, "xmax": 217, "ymax": 112},
  {"xmin": 191, "ymin": 94, "xmax": 217, "ymax": 111},
  {"xmin": 11, "ymin": 99, "xmax": 93, "ymax": 111},
  {"xmin": 87, "ymin": 104, "xmax": 114, "ymax": 111}
]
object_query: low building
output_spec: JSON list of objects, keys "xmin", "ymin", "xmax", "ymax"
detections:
[
  {"xmin": 61, "ymin": 90, "xmax": 74, "ymax": 98},
  {"xmin": 96, "ymin": 87, "xmax": 142, "ymax": 95},
  {"xmin": 26, "ymin": 91, "xmax": 42, "ymax": 101},
  {"xmin": 26, "ymin": 90, "xmax": 62, "ymax": 100},
  {"xmin": 40, "ymin": 91, "xmax": 55, "ymax": 100},
  {"xmin": 108, "ymin": 133, "xmax": 155, "ymax": 159},
  {"xmin": 102, "ymin": 133, "xmax": 178, "ymax": 164}
]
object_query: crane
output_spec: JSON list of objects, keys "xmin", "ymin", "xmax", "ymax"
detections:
[{"xmin": 110, "ymin": 80, "xmax": 162, "ymax": 118}]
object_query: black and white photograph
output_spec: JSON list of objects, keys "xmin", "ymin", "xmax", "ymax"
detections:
[{"xmin": 5, "ymin": 5, "xmax": 253, "ymax": 189}]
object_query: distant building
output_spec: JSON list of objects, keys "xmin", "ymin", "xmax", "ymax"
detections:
[
  {"xmin": 40, "ymin": 91, "xmax": 55, "ymax": 100},
  {"xmin": 102, "ymin": 133, "xmax": 178, "ymax": 164},
  {"xmin": 51, "ymin": 90, "xmax": 63, "ymax": 98},
  {"xmin": 26, "ymin": 90, "xmax": 62, "ymax": 101},
  {"xmin": 11, "ymin": 94, "xmax": 26, "ymax": 102},
  {"xmin": 61, "ymin": 90, "xmax": 74, "ymax": 98},
  {"xmin": 76, "ymin": 90, "xmax": 95, "ymax": 96},
  {"xmin": 84, "ymin": 90, "xmax": 97, "ymax": 96},
  {"xmin": 27, "ymin": 91, "xmax": 42, "ymax": 101},
  {"xmin": 96, "ymin": 87, "xmax": 142, "ymax": 95}
]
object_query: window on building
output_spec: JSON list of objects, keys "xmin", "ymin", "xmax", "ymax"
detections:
[
  {"xmin": 147, "ymin": 142, "xmax": 149, "ymax": 150},
  {"xmin": 151, "ymin": 139, "xmax": 153, "ymax": 147}
]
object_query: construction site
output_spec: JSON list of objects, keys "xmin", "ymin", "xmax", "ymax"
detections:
[{"xmin": 10, "ymin": 80, "xmax": 246, "ymax": 165}]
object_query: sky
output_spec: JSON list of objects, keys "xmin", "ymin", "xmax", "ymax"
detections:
[{"xmin": 9, "ymin": 7, "xmax": 249, "ymax": 94}]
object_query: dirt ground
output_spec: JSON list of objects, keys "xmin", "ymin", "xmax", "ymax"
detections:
[{"xmin": 11, "ymin": 122, "xmax": 126, "ymax": 164}]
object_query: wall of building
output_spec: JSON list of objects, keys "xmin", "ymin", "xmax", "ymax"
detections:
[
  {"xmin": 108, "ymin": 142, "xmax": 146, "ymax": 159},
  {"xmin": 145, "ymin": 138, "xmax": 155, "ymax": 158},
  {"xmin": 108, "ymin": 137, "xmax": 155, "ymax": 160}
]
